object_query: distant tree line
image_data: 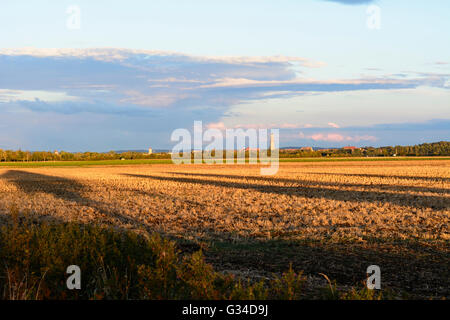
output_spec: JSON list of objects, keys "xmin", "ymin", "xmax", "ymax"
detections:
[
  {"xmin": 0, "ymin": 150, "xmax": 171, "ymax": 162},
  {"xmin": 0, "ymin": 141, "xmax": 448, "ymax": 162},
  {"xmin": 280, "ymin": 141, "xmax": 450, "ymax": 158}
]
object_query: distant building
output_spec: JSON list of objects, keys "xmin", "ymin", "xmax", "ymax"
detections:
[
  {"xmin": 243, "ymin": 147, "xmax": 260, "ymax": 152},
  {"xmin": 148, "ymin": 148, "xmax": 153, "ymax": 155},
  {"xmin": 300, "ymin": 147, "xmax": 313, "ymax": 152},
  {"xmin": 343, "ymin": 146, "xmax": 360, "ymax": 150}
]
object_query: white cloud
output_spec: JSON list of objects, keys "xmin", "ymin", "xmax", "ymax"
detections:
[
  {"xmin": 1, "ymin": 48, "xmax": 447, "ymax": 116},
  {"xmin": 0, "ymin": 48, "xmax": 324, "ymax": 67},
  {"xmin": 328, "ymin": 122, "xmax": 340, "ymax": 128},
  {"xmin": 300, "ymin": 132, "xmax": 377, "ymax": 142},
  {"xmin": 120, "ymin": 90, "xmax": 192, "ymax": 108},
  {"xmin": 206, "ymin": 122, "xmax": 227, "ymax": 130},
  {"xmin": 0, "ymin": 89, "xmax": 79, "ymax": 103},
  {"xmin": 198, "ymin": 76, "xmax": 427, "ymax": 89}
]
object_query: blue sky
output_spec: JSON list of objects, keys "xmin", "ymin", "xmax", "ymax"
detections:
[{"xmin": 0, "ymin": 0, "xmax": 449, "ymax": 151}]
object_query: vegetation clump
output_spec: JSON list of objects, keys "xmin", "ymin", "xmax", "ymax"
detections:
[{"xmin": 0, "ymin": 215, "xmax": 384, "ymax": 300}]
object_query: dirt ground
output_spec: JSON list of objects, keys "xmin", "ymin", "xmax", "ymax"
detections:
[{"xmin": 0, "ymin": 160, "xmax": 449, "ymax": 297}]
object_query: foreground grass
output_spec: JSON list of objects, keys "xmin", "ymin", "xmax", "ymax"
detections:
[
  {"xmin": 205, "ymin": 237, "xmax": 449, "ymax": 300},
  {"xmin": 0, "ymin": 214, "xmax": 385, "ymax": 300},
  {"xmin": 0, "ymin": 157, "xmax": 448, "ymax": 168}
]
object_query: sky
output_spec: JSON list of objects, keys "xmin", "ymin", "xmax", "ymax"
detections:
[{"xmin": 0, "ymin": 0, "xmax": 449, "ymax": 151}]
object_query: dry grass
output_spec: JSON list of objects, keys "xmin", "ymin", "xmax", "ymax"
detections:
[{"xmin": 0, "ymin": 160, "xmax": 448, "ymax": 298}]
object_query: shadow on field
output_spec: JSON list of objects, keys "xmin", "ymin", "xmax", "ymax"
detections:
[
  {"xmin": 167, "ymin": 172, "xmax": 450, "ymax": 195},
  {"xmin": 0, "ymin": 170, "xmax": 140, "ymax": 228},
  {"xmin": 122, "ymin": 173, "xmax": 450, "ymax": 210},
  {"xmin": 2, "ymin": 170, "xmax": 448, "ymax": 297},
  {"xmin": 205, "ymin": 238, "xmax": 449, "ymax": 298},
  {"xmin": 305, "ymin": 172, "xmax": 450, "ymax": 183}
]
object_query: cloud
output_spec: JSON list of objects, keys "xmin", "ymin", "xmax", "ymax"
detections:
[
  {"xmin": 300, "ymin": 132, "xmax": 377, "ymax": 142},
  {"xmin": 0, "ymin": 48, "xmax": 448, "ymax": 150},
  {"xmin": 0, "ymin": 48, "xmax": 321, "ymax": 66},
  {"xmin": 3, "ymin": 99, "xmax": 157, "ymax": 116},
  {"xmin": 197, "ymin": 77, "xmax": 428, "ymax": 89},
  {"xmin": 328, "ymin": 122, "xmax": 340, "ymax": 128},
  {"xmin": 0, "ymin": 89, "xmax": 79, "ymax": 103},
  {"xmin": 0, "ymin": 48, "xmax": 322, "ymax": 113},
  {"xmin": 351, "ymin": 119, "xmax": 450, "ymax": 132},
  {"xmin": 120, "ymin": 90, "xmax": 189, "ymax": 108},
  {"xmin": 1, "ymin": 48, "xmax": 446, "ymax": 117},
  {"xmin": 206, "ymin": 122, "xmax": 227, "ymax": 130},
  {"xmin": 206, "ymin": 122, "xmax": 302, "ymax": 130},
  {"xmin": 276, "ymin": 119, "xmax": 450, "ymax": 147}
]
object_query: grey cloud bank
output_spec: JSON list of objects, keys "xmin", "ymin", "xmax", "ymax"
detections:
[
  {"xmin": 0, "ymin": 48, "xmax": 443, "ymax": 113},
  {"xmin": 0, "ymin": 48, "xmax": 448, "ymax": 150}
]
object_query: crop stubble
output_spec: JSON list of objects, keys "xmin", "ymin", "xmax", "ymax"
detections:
[{"xmin": 0, "ymin": 160, "xmax": 448, "ymax": 297}]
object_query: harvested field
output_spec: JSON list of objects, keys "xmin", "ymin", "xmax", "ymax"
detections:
[{"xmin": 0, "ymin": 160, "xmax": 449, "ymax": 298}]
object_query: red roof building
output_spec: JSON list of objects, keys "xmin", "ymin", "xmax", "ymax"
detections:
[{"xmin": 343, "ymin": 146, "xmax": 360, "ymax": 150}]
